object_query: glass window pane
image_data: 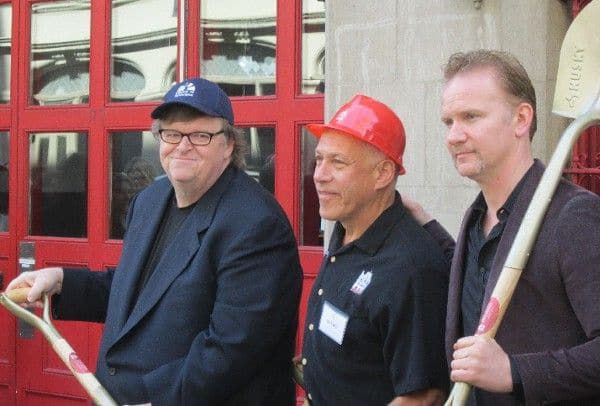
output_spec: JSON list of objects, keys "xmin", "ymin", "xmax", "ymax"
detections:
[
  {"xmin": 111, "ymin": 0, "xmax": 177, "ymax": 102},
  {"xmin": 200, "ymin": 0, "xmax": 276, "ymax": 96},
  {"xmin": 0, "ymin": 4, "xmax": 11, "ymax": 104},
  {"xmin": 301, "ymin": 0, "xmax": 325, "ymax": 94},
  {"xmin": 29, "ymin": 132, "xmax": 87, "ymax": 237},
  {"xmin": 241, "ymin": 126, "xmax": 275, "ymax": 193},
  {"xmin": 300, "ymin": 128, "xmax": 322, "ymax": 246},
  {"xmin": 30, "ymin": 2, "xmax": 90, "ymax": 105},
  {"xmin": 0, "ymin": 131, "xmax": 8, "ymax": 232},
  {"xmin": 110, "ymin": 131, "xmax": 164, "ymax": 239}
]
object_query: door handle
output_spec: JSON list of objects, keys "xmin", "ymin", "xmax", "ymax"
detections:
[{"xmin": 18, "ymin": 242, "xmax": 36, "ymax": 339}]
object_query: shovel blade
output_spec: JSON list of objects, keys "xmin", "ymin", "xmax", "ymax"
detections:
[{"xmin": 553, "ymin": 0, "xmax": 600, "ymax": 118}]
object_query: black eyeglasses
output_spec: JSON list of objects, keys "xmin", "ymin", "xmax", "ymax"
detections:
[{"xmin": 157, "ymin": 129, "xmax": 225, "ymax": 146}]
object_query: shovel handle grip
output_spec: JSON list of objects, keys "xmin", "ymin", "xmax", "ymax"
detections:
[{"xmin": 4, "ymin": 287, "xmax": 31, "ymax": 304}]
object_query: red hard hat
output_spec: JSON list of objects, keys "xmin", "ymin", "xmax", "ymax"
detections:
[{"xmin": 306, "ymin": 94, "xmax": 406, "ymax": 174}]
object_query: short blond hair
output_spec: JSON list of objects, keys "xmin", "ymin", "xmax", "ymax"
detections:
[{"xmin": 443, "ymin": 50, "xmax": 537, "ymax": 139}]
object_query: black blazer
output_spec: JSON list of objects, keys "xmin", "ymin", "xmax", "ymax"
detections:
[{"xmin": 54, "ymin": 166, "xmax": 303, "ymax": 405}]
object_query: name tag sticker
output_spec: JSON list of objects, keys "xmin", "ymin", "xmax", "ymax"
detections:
[{"xmin": 318, "ymin": 301, "xmax": 349, "ymax": 345}]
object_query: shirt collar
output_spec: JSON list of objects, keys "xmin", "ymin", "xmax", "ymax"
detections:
[
  {"xmin": 471, "ymin": 161, "xmax": 535, "ymax": 223},
  {"xmin": 329, "ymin": 192, "xmax": 405, "ymax": 256}
]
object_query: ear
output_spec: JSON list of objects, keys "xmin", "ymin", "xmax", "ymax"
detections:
[
  {"xmin": 373, "ymin": 159, "xmax": 397, "ymax": 190},
  {"xmin": 514, "ymin": 102, "xmax": 534, "ymax": 139}
]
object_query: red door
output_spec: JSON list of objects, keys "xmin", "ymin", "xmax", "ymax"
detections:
[{"xmin": 1, "ymin": 0, "xmax": 324, "ymax": 403}]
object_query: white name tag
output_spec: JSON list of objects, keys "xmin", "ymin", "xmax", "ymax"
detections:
[{"xmin": 318, "ymin": 301, "xmax": 349, "ymax": 345}]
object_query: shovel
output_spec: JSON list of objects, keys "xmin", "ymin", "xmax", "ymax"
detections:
[
  {"xmin": 0, "ymin": 288, "xmax": 118, "ymax": 406},
  {"xmin": 444, "ymin": 0, "xmax": 600, "ymax": 404}
]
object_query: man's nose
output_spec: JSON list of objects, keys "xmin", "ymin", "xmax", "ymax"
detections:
[
  {"xmin": 446, "ymin": 122, "xmax": 467, "ymax": 145},
  {"xmin": 313, "ymin": 161, "xmax": 330, "ymax": 183},
  {"xmin": 176, "ymin": 135, "xmax": 194, "ymax": 150}
]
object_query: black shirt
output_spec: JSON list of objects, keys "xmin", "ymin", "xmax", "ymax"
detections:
[
  {"xmin": 132, "ymin": 195, "xmax": 196, "ymax": 305},
  {"xmin": 461, "ymin": 170, "xmax": 531, "ymax": 405},
  {"xmin": 301, "ymin": 194, "xmax": 449, "ymax": 405},
  {"xmin": 461, "ymin": 199, "xmax": 509, "ymax": 337},
  {"xmin": 461, "ymin": 174, "xmax": 528, "ymax": 336}
]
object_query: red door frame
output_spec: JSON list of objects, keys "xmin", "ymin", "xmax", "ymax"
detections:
[
  {"xmin": 3, "ymin": 0, "xmax": 323, "ymax": 403},
  {"xmin": 1, "ymin": 0, "xmax": 19, "ymax": 403}
]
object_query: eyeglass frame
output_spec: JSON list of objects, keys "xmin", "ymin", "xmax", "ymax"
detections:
[{"xmin": 155, "ymin": 128, "xmax": 225, "ymax": 146}]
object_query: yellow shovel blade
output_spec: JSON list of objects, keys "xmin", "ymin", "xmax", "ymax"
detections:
[{"xmin": 552, "ymin": 0, "xmax": 600, "ymax": 118}]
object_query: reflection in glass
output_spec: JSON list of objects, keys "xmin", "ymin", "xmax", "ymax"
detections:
[
  {"xmin": 300, "ymin": 128, "xmax": 322, "ymax": 246},
  {"xmin": 0, "ymin": 4, "xmax": 11, "ymax": 104},
  {"xmin": 111, "ymin": 0, "xmax": 177, "ymax": 102},
  {"xmin": 0, "ymin": 132, "xmax": 8, "ymax": 231},
  {"xmin": 29, "ymin": 132, "xmax": 87, "ymax": 237},
  {"xmin": 110, "ymin": 131, "xmax": 164, "ymax": 239},
  {"xmin": 240, "ymin": 127, "xmax": 275, "ymax": 193},
  {"xmin": 301, "ymin": 0, "xmax": 325, "ymax": 94},
  {"xmin": 30, "ymin": 2, "xmax": 90, "ymax": 105},
  {"xmin": 200, "ymin": 0, "xmax": 276, "ymax": 96}
]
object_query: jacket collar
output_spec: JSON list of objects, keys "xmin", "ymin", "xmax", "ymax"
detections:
[
  {"xmin": 328, "ymin": 192, "xmax": 406, "ymax": 257},
  {"xmin": 482, "ymin": 160, "xmax": 543, "ymax": 303}
]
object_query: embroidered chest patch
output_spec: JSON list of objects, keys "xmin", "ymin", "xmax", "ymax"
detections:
[{"xmin": 350, "ymin": 270, "xmax": 372, "ymax": 295}]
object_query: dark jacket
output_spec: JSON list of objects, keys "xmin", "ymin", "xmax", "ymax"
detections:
[
  {"xmin": 53, "ymin": 166, "xmax": 303, "ymax": 405},
  {"xmin": 447, "ymin": 160, "xmax": 600, "ymax": 405}
]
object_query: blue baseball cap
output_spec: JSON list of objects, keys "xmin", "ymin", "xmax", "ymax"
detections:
[{"xmin": 151, "ymin": 78, "xmax": 234, "ymax": 125}]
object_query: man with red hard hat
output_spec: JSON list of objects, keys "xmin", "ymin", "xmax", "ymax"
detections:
[{"xmin": 299, "ymin": 94, "xmax": 450, "ymax": 405}]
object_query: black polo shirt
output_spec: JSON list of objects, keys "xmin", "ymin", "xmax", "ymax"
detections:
[
  {"xmin": 461, "ymin": 172, "xmax": 529, "ymax": 337},
  {"xmin": 460, "ymin": 169, "xmax": 532, "ymax": 405},
  {"xmin": 460, "ymin": 197, "xmax": 508, "ymax": 337},
  {"xmin": 301, "ymin": 194, "xmax": 449, "ymax": 405}
]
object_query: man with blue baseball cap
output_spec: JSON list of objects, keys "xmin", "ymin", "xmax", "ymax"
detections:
[
  {"xmin": 151, "ymin": 77, "xmax": 235, "ymax": 124},
  {"xmin": 7, "ymin": 77, "xmax": 303, "ymax": 405}
]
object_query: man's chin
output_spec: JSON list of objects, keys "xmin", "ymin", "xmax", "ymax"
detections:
[
  {"xmin": 318, "ymin": 209, "xmax": 337, "ymax": 222},
  {"xmin": 170, "ymin": 175, "xmax": 197, "ymax": 185},
  {"xmin": 454, "ymin": 162, "xmax": 481, "ymax": 180}
]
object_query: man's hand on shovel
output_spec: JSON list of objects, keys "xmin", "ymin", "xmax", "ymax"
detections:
[
  {"xmin": 5, "ymin": 266, "xmax": 64, "ymax": 307},
  {"xmin": 450, "ymin": 336, "xmax": 512, "ymax": 393}
]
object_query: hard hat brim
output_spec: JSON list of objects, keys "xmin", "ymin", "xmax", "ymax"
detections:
[
  {"xmin": 306, "ymin": 122, "xmax": 363, "ymax": 141},
  {"xmin": 305, "ymin": 123, "xmax": 331, "ymax": 138}
]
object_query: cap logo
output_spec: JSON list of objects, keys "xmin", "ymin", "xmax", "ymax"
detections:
[{"xmin": 174, "ymin": 82, "xmax": 196, "ymax": 98}]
